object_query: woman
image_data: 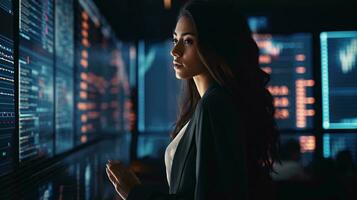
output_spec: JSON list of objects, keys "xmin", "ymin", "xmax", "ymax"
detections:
[{"xmin": 106, "ymin": 1, "xmax": 279, "ymax": 199}]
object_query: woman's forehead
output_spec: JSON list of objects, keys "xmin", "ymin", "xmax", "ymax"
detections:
[{"xmin": 174, "ymin": 16, "xmax": 196, "ymax": 36}]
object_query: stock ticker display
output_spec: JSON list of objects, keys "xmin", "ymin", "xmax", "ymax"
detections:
[
  {"xmin": 253, "ymin": 33, "xmax": 315, "ymax": 130},
  {"xmin": 19, "ymin": 0, "xmax": 54, "ymax": 162},
  {"xmin": 0, "ymin": 0, "xmax": 15, "ymax": 176},
  {"xmin": 138, "ymin": 40, "xmax": 180, "ymax": 132},
  {"xmin": 55, "ymin": 0, "xmax": 74, "ymax": 153},
  {"xmin": 321, "ymin": 31, "xmax": 357, "ymax": 129}
]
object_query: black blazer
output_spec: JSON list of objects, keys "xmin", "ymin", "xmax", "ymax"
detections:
[{"xmin": 127, "ymin": 83, "xmax": 273, "ymax": 200}]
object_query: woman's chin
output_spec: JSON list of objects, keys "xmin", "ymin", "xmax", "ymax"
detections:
[
  {"xmin": 175, "ymin": 74, "xmax": 184, "ymax": 80},
  {"xmin": 175, "ymin": 72, "xmax": 190, "ymax": 80}
]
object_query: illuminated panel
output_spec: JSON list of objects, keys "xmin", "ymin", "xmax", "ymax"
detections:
[
  {"xmin": 19, "ymin": 0, "xmax": 54, "ymax": 161},
  {"xmin": 75, "ymin": 0, "xmax": 100, "ymax": 143},
  {"xmin": 55, "ymin": 0, "xmax": 74, "ymax": 153},
  {"xmin": 138, "ymin": 40, "xmax": 180, "ymax": 132},
  {"xmin": 0, "ymin": 1, "xmax": 14, "ymax": 176},
  {"xmin": 323, "ymin": 133, "xmax": 357, "ymax": 163},
  {"xmin": 75, "ymin": 0, "xmax": 128, "ymax": 141},
  {"xmin": 321, "ymin": 31, "xmax": 357, "ymax": 129},
  {"xmin": 253, "ymin": 33, "xmax": 314, "ymax": 130}
]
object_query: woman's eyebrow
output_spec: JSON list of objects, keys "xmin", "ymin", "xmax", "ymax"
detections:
[{"xmin": 173, "ymin": 32, "xmax": 196, "ymax": 37}]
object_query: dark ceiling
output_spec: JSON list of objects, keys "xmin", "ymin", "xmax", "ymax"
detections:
[
  {"xmin": 93, "ymin": 0, "xmax": 357, "ymax": 41},
  {"xmin": 93, "ymin": 0, "xmax": 187, "ymax": 41}
]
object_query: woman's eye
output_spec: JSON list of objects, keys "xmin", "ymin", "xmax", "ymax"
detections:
[
  {"xmin": 172, "ymin": 38, "xmax": 178, "ymax": 45},
  {"xmin": 183, "ymin": 39, "xmax": 193, "ymax": 45}
]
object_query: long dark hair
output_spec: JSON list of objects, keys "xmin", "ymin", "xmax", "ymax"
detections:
[{"xmin": 171, "ymin": 1, "xmax": 280, "ymax": 173}]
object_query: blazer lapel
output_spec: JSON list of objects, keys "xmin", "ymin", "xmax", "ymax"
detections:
[{"xmin": 169, "ymin": 120, "xmax": 195, "ymax": 193}]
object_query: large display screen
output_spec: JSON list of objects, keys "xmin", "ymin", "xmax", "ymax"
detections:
[
  {"xmin": 0, "ymin": 0, "xmax": 132, "ymax": 176},
  {"xmin": 321, "ymin": 31, "xmax": 357, "ymax": 129},
  {"xmin": 19, "ymin": 0, "xmax": 54, "ymax": 162},
  {"xmin": 253, "ymin": 33, "xmax": 315, "ymax": 130}
]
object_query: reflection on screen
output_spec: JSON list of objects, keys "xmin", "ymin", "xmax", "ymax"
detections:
[
  {"xmin": 321, "ymin": 31, "xmax": 357, "ymax": 129},
  {"xmin": 0, "ymin": 0, "xmax": 14, "ymax": 176},
  {"xmin": 19, "ymin": 0, "xmax": 54, "ymax": 162},
  {"xmin": 253, "ymin": 33, "xmax": 315, "ymax": 130},
  {"xmin": 138, "ymin": 40, "xmax": 180, "ymax": 132}
]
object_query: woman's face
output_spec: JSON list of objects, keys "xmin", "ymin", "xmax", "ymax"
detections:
[{"xmin": 170, "ymin": 16, "xmax": 207, "ymax": 80}]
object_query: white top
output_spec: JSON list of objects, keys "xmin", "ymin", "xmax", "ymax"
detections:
[{"xmin": 164, "ymin": 121, "xmax": 190, "ymax": 186}]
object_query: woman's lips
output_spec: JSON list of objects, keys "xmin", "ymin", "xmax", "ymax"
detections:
[{"xmin": 173, "ymin": 61, "xmax": 183, "ymax": 69}]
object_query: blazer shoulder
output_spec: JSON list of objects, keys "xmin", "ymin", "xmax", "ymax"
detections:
[{"xmin": 200, "ymin": 86, "xmax": 236, "ymax": 112}]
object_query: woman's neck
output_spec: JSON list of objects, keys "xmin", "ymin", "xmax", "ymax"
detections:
[{"xmin": 193, "ymin": 72, "xmax": 213, "ymax": 97}]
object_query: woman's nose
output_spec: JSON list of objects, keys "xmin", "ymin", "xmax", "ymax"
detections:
[{"xmin": 170, "ymin": 44, "xmax": 182, "ymax": 58}]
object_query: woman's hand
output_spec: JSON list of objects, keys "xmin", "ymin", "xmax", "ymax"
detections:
[{"xmin": 106, "ymin": 160, "xmax": 141, "ymax": 200}]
